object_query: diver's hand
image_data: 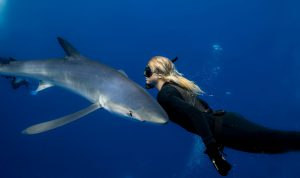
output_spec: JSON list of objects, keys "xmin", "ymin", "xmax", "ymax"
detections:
[
  {"xmin": 205, "ymin": 143, "xmax": 231, "ymax": 176},
  {"xmin": 212, "ymin": 109, "xmax": 226, "ymax": 116}
]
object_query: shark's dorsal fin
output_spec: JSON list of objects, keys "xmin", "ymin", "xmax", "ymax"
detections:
[
  {"xmin": 118, "ymin": 70, "xmax": 128, "ymax": 78},
  {"xmin": 57, "ymin": 37, "xmax": 81, "ymax": 57}
]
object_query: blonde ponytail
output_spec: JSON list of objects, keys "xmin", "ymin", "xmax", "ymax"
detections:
[{"xmin": 148, "ymin": 56, "xmax": 204, "ymax": 95}]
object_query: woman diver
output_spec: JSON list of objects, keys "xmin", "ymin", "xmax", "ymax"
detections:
[{"xmin": 143, "ymin": 56, "xmax": 300, "ymax": 176}]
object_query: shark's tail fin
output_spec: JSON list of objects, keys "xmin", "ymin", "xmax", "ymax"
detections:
[{"xmin": 0, "ymin": 57, "xmax": 30, "ymax": 90}]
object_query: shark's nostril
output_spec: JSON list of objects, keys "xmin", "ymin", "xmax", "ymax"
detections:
[{"xmin": 128, "ymin": 111, "xmax": 133, "ymax": 117}]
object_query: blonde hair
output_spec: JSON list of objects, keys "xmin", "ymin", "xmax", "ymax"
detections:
[{"xmin": 148, "ymin": 56, "xmax": 204, "ymax": 95}]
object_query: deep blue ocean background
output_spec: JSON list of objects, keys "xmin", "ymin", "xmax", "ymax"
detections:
[{"xmin": 0, "ymin": 0, "xmax": 300, "ymax": 177}]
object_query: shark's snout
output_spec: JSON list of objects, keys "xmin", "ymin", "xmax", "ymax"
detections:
[
  {"xmin": 134, "ymin": 108, "xmax": 168, "ymax": 124},
  {"xmin": 151, "ymin": 116, "xmax": 168, "ymax": 124}
]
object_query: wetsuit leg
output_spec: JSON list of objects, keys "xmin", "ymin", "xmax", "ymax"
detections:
[{"xmin": 214, "ymin": 112, "xmax": 300, "ymax": 153}]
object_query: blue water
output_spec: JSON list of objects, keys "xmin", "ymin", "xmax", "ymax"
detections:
[{"xmin": 0, "ymin": 0, "xmax": 300, "ymax": 177}]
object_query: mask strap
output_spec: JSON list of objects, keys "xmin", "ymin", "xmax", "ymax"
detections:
[{"xmin": 171, "ymin": 56, "xmax": 178, "ymax": 63}]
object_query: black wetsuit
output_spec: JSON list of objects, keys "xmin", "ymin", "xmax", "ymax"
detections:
[{"xmin": 157, "ymin": 82, "xmax": 300, "ymax": 154}]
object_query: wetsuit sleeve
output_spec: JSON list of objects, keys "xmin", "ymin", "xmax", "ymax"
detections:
[{"xmin": 157, "ymin": 85, "xmax": 216, "ymax": 146}]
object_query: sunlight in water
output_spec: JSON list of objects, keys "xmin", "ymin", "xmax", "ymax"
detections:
[
  {"xmin": 180, "ymin": 136, "xmax": 205, "ymax": 177},
  {"xmin": 0, "ymin": 0, "xmax": 6, "ymax": 26},
  {"xmin": 0, "ymin": 0, "xmax": 6, "ymax": 8}
]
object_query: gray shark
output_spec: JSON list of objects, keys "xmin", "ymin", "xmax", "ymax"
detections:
[{"xmin": 0, "ymin": 37, "xmax": 168, "ymax": 134}]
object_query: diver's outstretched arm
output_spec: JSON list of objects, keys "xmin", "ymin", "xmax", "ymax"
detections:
[{"xmin": 157, "ymin": 84, "xmax": 231, "ymax": 176}]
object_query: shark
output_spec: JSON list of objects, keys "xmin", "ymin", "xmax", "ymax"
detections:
[{"xmin": 0, "ymin": 37, "xmax": 168, "ymax": 134}]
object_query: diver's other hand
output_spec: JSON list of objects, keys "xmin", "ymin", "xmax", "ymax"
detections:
[{"xmin": 205, "ymin": 143, "xmax": 232, "ymax": 176}]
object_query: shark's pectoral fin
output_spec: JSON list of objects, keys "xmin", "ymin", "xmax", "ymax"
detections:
[
  {"xmin": 22, "ymin": 103, "xmax": 102, "ymax": 135},
  {"xmin": 31, "ymin": 81, "xmax": 54, "ymax": 95}
]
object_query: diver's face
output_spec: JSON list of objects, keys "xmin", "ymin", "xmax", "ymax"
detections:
[{"xmin": 144, "ymin": 65, "xmax": 158, "ymax": 85}]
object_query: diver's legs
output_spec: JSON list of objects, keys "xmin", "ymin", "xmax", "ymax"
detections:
[{"xmin": 215, "ymin": 112, "xmax": 300, "ymax": 153}]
